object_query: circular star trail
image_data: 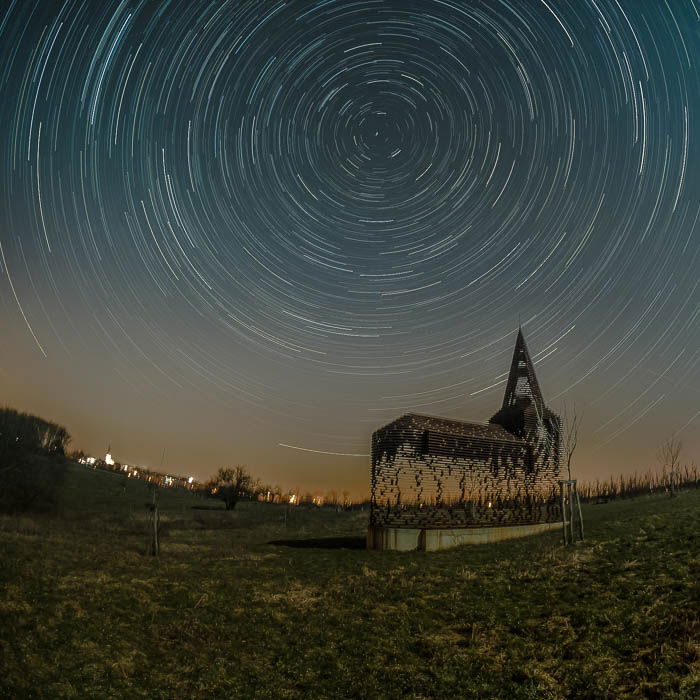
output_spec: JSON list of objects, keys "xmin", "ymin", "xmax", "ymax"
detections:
[{"xmin": 0, "ymin": 0, "xmax": 698, "ymax": 490}]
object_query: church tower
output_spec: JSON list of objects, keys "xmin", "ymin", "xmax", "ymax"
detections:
[
  {"xmin": 490, "ymin": 329, "xmax": 562, "ymax": 474},
  {"xmin": 500, "ymin": 328, "xmax": 545, "ymax": 415}
]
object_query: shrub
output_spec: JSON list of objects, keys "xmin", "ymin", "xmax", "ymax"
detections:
[{"xmin": 0, "ymin": 444, "xmax": 67, "ymax": 513}]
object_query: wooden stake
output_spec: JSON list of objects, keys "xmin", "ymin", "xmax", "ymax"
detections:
[
  {"xmin": 560, "ymin": 482, "xmax": 567, "ymax": 545},
  {"xmin": 152, "ymin": 505, "xmax": 159, "ymax": 556},
  {"xmin": 568, "ymin": 482, "xmax": 575, "ymax": 544},
  {"xmin": 147, "ymin": 482, "xmax": 159, "ymax": 556},
  {"xmin": 575, "ymin": 483, "xmax": 584, "ymax": 541}
]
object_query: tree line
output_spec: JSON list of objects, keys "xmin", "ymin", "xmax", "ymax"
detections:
[
  {"xmin": 576, "ymin": 436, "xmax": 696, "ymax": 502},
  {"xmin": 0, "ymin": 407, "xmax": 70, "ymax": 456},
  {"xmin": 0, "ymin": 407, "xmax": 71, "ymax": 512},
  {"xmin": 204, "ymin": 466, "xmax": 357, "ymax": 510}
]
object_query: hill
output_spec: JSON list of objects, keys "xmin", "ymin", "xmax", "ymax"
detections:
[{"xmin": 2, "ymin": 462, "xmax": 700, "ymax": 698}]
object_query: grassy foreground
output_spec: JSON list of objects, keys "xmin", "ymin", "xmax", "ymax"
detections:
[{"xmin": 2, "ymin": 464, "xmax": 700, "ymax": 699}]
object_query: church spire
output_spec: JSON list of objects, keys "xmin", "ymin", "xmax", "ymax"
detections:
[{"xmin": 501, "ymin": 328, "xmax": 545, "ymax": 413}]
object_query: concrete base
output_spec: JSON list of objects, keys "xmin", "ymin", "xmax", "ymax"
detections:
[
  {"xmin": 366, "ymin": 527, "xmax": 423, "ymax": 552},
  {"xmin": 367, "ymin": 521, "xmax": 563, "ymax": 551}
]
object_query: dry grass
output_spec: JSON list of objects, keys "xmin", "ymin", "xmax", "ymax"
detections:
[{"xmin": 2, "ymin": 463, "xmax": 700, "ymax": 698}]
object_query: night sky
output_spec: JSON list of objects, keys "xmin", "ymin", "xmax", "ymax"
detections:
[{"xmin": 1, "ymin": 0, "xmax": 698, "ymax": 497}]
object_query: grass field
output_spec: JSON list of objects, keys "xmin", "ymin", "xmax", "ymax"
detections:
[{"xmin": 2, "ymin": 463, "xmax": 700, "ymax": 698}]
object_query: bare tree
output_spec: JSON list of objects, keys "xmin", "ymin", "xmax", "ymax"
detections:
[
  {"xmin": 561, "ymin": 404, "xmax": 581, "ymax": 481},
  {"xmin": 658, "ymin": 436, "xmax": 682, "ymax": 497},
  {"xmin": 206, "ymin": 465, "xmax": 254, "ymax": 510}
]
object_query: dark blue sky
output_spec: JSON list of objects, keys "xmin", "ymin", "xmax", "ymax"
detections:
[{"xmin": 1, "ymin": 0, "xmax": 698, "ymax": 495}]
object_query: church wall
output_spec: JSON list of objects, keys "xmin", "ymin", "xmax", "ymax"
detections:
[{"xmin": 370, "ymin": 413, "xmax": 563, "ymax": 530}]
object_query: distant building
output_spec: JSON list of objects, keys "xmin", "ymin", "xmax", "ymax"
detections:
[{"xmin": 368, "ymin": 329, "xmax": 563, "ymax": 551}]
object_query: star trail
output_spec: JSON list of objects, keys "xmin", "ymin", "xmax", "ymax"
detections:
[{"xmin": 0, "ymin": 0, "xmax": 698, "ymax": 495}]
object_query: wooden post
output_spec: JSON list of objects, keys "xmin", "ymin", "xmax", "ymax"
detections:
[
  {"xmin": 152, "ymin": 505, "xmax": 159, "ymax": 556},
  {"xmin": 568, "ymin": 482, "xmax": 575, "ymax": 544},
  {"xmin": 575, "ymin": 482, "xmax": 584, "ymax": 541},
  {"xmin": 559, "ymin": 482, "xmax": 568, "ymax": 545},
  {"xmin": 147, "ymin": 482, "xmax": 159, "ymax": 556}
]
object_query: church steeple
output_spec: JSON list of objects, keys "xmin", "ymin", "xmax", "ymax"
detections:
[{"xmin": 501, "ymin": 328, "xmax": 545, "ymax": 414}]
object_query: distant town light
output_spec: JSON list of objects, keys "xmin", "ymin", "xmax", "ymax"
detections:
[
  {"xmin": 188, "ymin": 476, "xmax": 194, "ymax": 484},
  {"xmin": 105, "ymin": 452, "xmax": 114, "ymax": 466}
]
